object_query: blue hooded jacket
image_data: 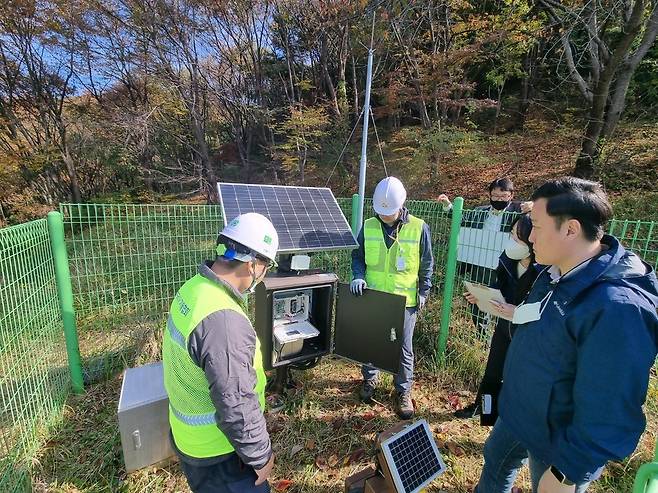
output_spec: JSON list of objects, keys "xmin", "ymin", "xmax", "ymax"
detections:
[{"xmin": 499, "ymin": 235, "xmax": 658, "ymax": 483}]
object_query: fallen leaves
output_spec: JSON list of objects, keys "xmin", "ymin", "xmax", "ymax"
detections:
[
  {"xmin": 313, "ymin": 447, "xmax": 367, "ymax": 472},
  {"xmin": 289, "ymin": 444, "xmax": 304, "ymax": 457},
  {"xmin": 346, "ymin": 448, "xmax": 365, "ymax": 465},
  {"xmin": 314, "ymin": 455, "xmax": 328, "ymax": 470},
  {"xmin": 445, "ymin": 441, "xmax": 465, "ymax": 457},
  {"xmin": 273, "ymin": 479, "xmax": 294, "ymax": 491},
  {"xmin": 327, "ymin": 454, "xmax": 340, "ymax": 468},
  {"xmin": 447, "ymin": 393, "xmax": 462, "ymax": 410}
]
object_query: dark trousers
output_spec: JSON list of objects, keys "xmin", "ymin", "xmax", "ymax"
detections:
[
  {"xmin": 179, "ymin": 453, "xmax": 271, "ymax": 493},
  {"xmin": 476, "ymin": 320, "xmax": 513, "ymax": 425}
]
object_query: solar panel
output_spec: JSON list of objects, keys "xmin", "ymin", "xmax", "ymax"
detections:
[
  {"xmin": 217, "ymin": 183, "xmax": 358, "ymax": 254},
  {"xmin": 380, "ymin": 420, "xmax": 446, "ymax": 493}
]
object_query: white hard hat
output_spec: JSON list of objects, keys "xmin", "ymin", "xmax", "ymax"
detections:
[
  {"xmin": 373, "ymin": 176, "xmax": 406, "ymax": 215},
  {"xmin": 219, "ymin": 212, "xmax": 279, "ymax": 262}
]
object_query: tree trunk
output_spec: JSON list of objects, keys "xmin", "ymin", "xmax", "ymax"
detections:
[
  {"xmin": 282, "ymin": 27, "xmax": 297, "ymax": 103},
  {"xmin": 574, "ymin": 80, "xmax": 609, "ymax": 178},
  {"xmin": 320, "ymin": 35, "xmax": 341, "ymax": 116},
  {"xmin": 190, "ymin": 118, "xmax": 217, "ymax": 201},
  {"xmin": 515, "ymin": 45, "xmax": 540, "ymax": 131},
  {"xmin": 601, "ymin": 66, "xmax": 634, "ymax": 139},
  {"xmin": 61, "ymin": 147, "xmax": 82, "ymax": 203},
  {"xmin": 351, "ymin": 53, "xmax": 359, "ymax": 119},
  {"xmin": 416, "ymin": 95, "xmax": 431, "ymax": 129},
  {"xmin": 571, "ymin": 0, "xmax": 650, "ymax": 177},
  {"xmin": 337, "ymin": 27, "xmax": 349, "ymax": 116}
]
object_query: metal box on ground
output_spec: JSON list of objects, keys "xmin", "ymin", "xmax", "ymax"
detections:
[{"xmin": 118, "ymin": 362, "xmax": 175, "ymax": 473}]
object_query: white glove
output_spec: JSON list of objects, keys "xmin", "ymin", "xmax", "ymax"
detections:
[
  {"xmin": 418, "ymin": 295, "xmax": 426, "ymax": 310},
  {"xmin": 350, "ymin": 279, "xmax": 367, "ymax": 296}
]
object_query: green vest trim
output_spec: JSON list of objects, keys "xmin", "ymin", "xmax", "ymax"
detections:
[
  {"xmin": 162, "ymin": 273, "xmax": 266, "ymax": 458},
  {"xmin": 364, "ymin": 214, "xmax": 424, "ymax": 307}
]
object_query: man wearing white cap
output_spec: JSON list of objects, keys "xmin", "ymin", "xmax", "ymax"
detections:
[
  {"xmin": 162, "ymin": 213, "xmax": 279, "ymax": 492},
  {"xmin": 350, "ymin": 177, "xmax": 434, "ymax": 419}
]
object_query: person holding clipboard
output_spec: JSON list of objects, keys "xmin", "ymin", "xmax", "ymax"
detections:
[{"xmin": 454, "ymin": 213, "xmax": 539, "ymax": 422}]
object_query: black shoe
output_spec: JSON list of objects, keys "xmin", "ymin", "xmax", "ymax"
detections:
[
  {"xmin": 453, "ymin": 402, "xmax": 480, "ymax": 419},
  {"xmin": 396, "ymin": 392, "xmax": 415, "ymax": 420},
  {"xmin": 359, "ymin": 381, "xmax": 376, "ymax": 403}
]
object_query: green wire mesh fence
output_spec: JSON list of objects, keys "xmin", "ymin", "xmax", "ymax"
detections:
[
  {"xmin": 1, "ymin": 199, "xmax": 657, "ymax": 493},
  {"xmin": 59, "ymin": 203, "xmax": 224, "ymax": 381},
  {"xmin": 609, "ymin": 219, "xmax": 658, "ymax": 271},
  {"xmin": 0, "ymin": 220, "xmax": 70, "ymax": 492},
  {"xmin": 57, "ymin": 202, "xmax": 658, "ymax": 381}
]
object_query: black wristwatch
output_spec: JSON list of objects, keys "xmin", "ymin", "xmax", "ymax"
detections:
[{"xmin": 550, "ymin": 465, "xmax": 575, "ymax": 486}]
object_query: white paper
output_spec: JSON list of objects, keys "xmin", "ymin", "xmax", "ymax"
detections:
[
  {"xmin": 457, "ymin": 227, "xmax": 509, "ymax": 269},
  {"xmin": 463, "ymin": 281, "xmax": 513, "ymax": 321}
]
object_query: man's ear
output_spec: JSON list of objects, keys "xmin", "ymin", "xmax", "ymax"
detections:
[{"xmin": 566, "ymin": 218, "xmax": 582, "ymax": 238}]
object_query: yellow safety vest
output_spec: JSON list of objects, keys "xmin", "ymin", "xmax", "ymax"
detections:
[
  {"xmin": 162, "ymin": 273, "xmax": 266, "ymax": 458},
  {"xmin": 363, "ymin": 214, "xmax": 424, "ymax": 307}
]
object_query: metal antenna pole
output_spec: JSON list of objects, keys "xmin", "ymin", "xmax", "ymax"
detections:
[{"xmin": 356, "ymin": 14, "xmax": 376, "ymax": 231}]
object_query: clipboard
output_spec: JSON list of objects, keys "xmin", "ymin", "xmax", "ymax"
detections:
[{"xmin": 463, "ymin": 281, "xmax": 513, "ymax": 321}]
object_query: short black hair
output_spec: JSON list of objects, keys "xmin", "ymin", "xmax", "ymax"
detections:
[
  {"xmin": 530, "ymin": 177, "xmax": 612, "ymax": 242},
  {"xmin": 488, "ymin": 177, "xmax": 514, "ymax": 193},
  {"xmin": 511, "ymin": 213, "xmax": 535, "ymax": 262}
]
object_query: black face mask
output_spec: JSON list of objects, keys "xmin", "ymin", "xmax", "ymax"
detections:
[{"xmin": 490, "ymin": 199, "xmax": 510, "ymax": 211}]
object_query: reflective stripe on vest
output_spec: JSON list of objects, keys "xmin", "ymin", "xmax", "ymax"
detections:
[
  {"xmin": 364, "ymin": 215, "xmax": 424, "ymax": 307},
  {"xmin": 169, "ymin": 403, "xmax": 216, "ymax": 427},
  {"xmin": 162, "ymin": 273, "xmax": 266, "ymax": 458}
]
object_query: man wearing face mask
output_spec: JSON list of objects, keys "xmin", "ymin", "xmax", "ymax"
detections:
[
  {"xmin": 350, "ymin": 176, "xmax": 434, "ymax": 420},
  {"xmin": 438, "ymin": 177, "xmax": 532, "ymax": 283},
  {"xmin": 439, "ymin": 178, "xmax": 532, "ymax": 336},
  {"xmin": 162, "ymin": 213, "xmax": 278, "ymax": 493},
  {"xmin": 474, "ymin": 178, "xmax": 658, "ymax": 493}
]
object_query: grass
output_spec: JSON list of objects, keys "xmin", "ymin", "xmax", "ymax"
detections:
[
  {"xmin": 28, "ymin": 296, "xmax": 657, "ymax": 493},
  {"xmin": 7, "ymin": 117, "xmax": 658, "ymax": 491}
]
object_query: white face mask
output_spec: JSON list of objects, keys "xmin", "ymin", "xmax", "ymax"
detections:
[
  {"xmin": 512, "ymin": 290, "xmax": 553, "ymax": 324},
  {"xmin": 246, "ymin": 261, "xmax": 267, "ymax": 294},
  {"xmin": 504, "ymin": 237, "xmax": 530, "ymax": 260}
]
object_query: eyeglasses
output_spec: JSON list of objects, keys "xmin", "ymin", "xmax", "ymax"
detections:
[{"xmin": 256, "ymin": 256, "xmax": 277, "ymax": 270}]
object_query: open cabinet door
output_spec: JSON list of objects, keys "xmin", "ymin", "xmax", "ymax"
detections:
[{"xmin": 333, "ymin": 283, "xmax": 406, "ymax": 374}]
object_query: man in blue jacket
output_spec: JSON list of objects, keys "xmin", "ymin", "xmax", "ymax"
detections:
[{"xmin": 475, "ymin": 177, "xmax": 658, "ymax": 493}]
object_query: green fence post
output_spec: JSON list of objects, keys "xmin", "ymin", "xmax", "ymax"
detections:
[
  {"xmin": 632, "ymin": 440, "xmax": 658, "ymax": 493},
  {"xmin": 350, "ymin": 193, "xmax": 361, "ymax": 236},
  {"xmin": 437, "ymin": 197, "xmax": 463, "ymax": 362},
  {"xmin": 633, "ymin": 463, "xmax": 658, "ymax": 493},
  {"xmin": 47, "ymin": 211, "xmax": 84, "ymax": 394}
]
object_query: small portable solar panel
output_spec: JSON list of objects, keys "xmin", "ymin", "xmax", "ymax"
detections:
[
  {"xmin": 379, "ymin": 419, "xmax": 446, "ymax": 493},
  {"xmin": 217, "ymin": 183, "xmax": 358, "ymax": 254}
]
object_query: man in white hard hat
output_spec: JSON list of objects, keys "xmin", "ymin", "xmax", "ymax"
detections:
[
  {"xmin": 350, "ymin": 176, "xmax": 434, "ymax": 419},
  {"xmin": 162, "ymin": 212, "xmax": 278, "ymax": 493}
]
